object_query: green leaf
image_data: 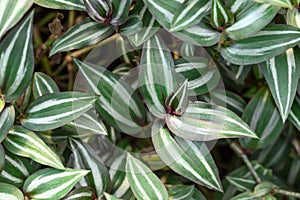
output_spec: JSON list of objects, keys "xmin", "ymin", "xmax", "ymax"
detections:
[
  {"xmin": 69, "ymin": 138, "xmax": 110, "ymax": 198},
  {"xmin": 64, "ymin": 111, "xmax": 107, "ymax": 136},
  {"xmin": 0, "ymin": 0, "xmax": 33, "ymax": 39},
  {"xmin": 152, "ymin": 124, "xmax": 222, "ymax": 191},
  {"xmin": 166, "ymin": 101, "xmax": 257, "ymax": 141},
  {"xmin": 50, "ymin": 19, "xmax": 114, "ymax": 56},
  {"xmin": 119, "ymin": 15, "xmax": 143, "ymax": 36},
  {"xmin": 35, "ymin": 0, "xmax": 85, "ymax": 10},
  {"xmin": 0, "ymin": 11, "xmax": 34, "ymax": 102},
  {"xmin": 287, "ymin": 7, "xmax": 300, "ymax": 28},
  {"xmin": 226, "ymin": 3, "xmax": 279, "ymax": 40},
  {"xmin": 139, "ymin": 35, "xmax": 177, "ymax": 118},
  {"xmin": 260, "ymin": 48, "xmax": 300, "ymax": 121},
  {"xmin": 170, "ymin": 0, "xmax": 211, "ymax": 32},
  {"xmin": 74, "ymin": 59, "xmax": 147, "ymax": 135},
  {"xmin": 32, "ymin": 72, "xmax": 60, "ymax": 99},
  {"xmin": 0, "ymin": 183, "xmax": 24, "ymax": 200},
  {"xmin": 289, "ymin": 95, "xmax": 300, "ymax": 131},
  {"xmin": 253, "ymin": 0, "xmax": 293, "ymax": 9},
  {"xmin": 21, "ymin": 92, "xmax": 97, "ymax": 131},
  {"xmin": 239, "ymin": 87, "xmax": 284, "ymax": 149},
  {"xmin": 126, "ymin": 153, "xmax": 169, "ymax": 200},
  {"xmin": 180, "ymin": 42, "xmax": 195, "ymax": 57},
  {"xmin": 104, "ymin": 193, "xmax": 123, "ymax": 200},
  {"xmin": 226, "ymin": 176, "xmax": 256, "ymax": 192},
  {"xmin": 84, "ymin": 0, "xmax": 113, "ymax": 22},
  {"xmin": 165, "ymin": 80, "xmax": 189, "ymax": 115},
  {"xmin": 0, "ymin": 144, "xmax": 4, "ymax": 173},
  {"xmin": 229, "ymin": 0, "xmax": 255, "ymax": 16},
  {"xmin": 110, "ymin": 0, "xmax": 132, "ymax": 26},
  {"xmin": 23, "ymin": 168, "xmax": 89, "ymax": 200},
  {"xmin": 211, "ymin": 0, "xmax": 234, "ymax": 29},
  {"xmin": 127, "ymin": 1, "xmax": 160, "ymax": 47},
  {"xmin": 168, "ymin": 185, "xmax": 194, "ymax": 199},
  {"xmin": 174, "ymin": 57, "xmax": 220, "ymax": 96},
  {"xmin": 3, "ymin": 126, "xmax": 64, "ymax": 169},
  {"xmin": 0, "ymin": 151, "xmax": 37, "ymax": 187},
  {"xmin": 0, "ymin": 105, "xmax": 15, "ymax": 143},
  {"xmin": 64, "ymin": 187, "xmax": 94, "ymax": 200},
  {"xmin": 221, "ymin": 24, "xmax": 300, "ymax": 65}
]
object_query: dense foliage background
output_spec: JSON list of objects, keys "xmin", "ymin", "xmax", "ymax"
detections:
[{"xmin": 1, "ymin": 0, "xmax": 300, "ymax": 199}]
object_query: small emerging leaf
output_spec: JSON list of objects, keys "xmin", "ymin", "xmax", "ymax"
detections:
[
  {"xmin": 83, "ymin": 0, "xmax": 112, "ymax": 22},
  {"xmin": 211, "ymin": 0, "xmax": 234, "ymax": 29},
  {"xmin": 32, "ymin": 72, "xmax": 60, "ymax": 99}
]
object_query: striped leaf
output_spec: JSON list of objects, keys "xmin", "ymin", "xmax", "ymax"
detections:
[
  {"xmin": 221, "ymin": 24, "xmax": 300, "ymax": 65},
  {"xmin": 165, "ymin": 80, "xmax": 189, "ymax": 115},
  {"xmin": 32, "ymin": 72, "xmax": 60, "ymax": 99},
  {"xmin": 0, "ymin": 105, "xmax": 15, "ymax": 143},
  {"xmin": 239, "ymin": 87, "xmax": 284, "ymax": 149},
  {"xmin": 170, "ymin": 0, "xmax": 211, "ymax": 32},
  {"xmin": 226, "ymin": 176, "xmax": 256, "ymax": 192},
  {"xmin": 254, "ymin": 0, "xmax": 293, "ymax": 9},
  {"xmin": 166, "ymin": 101, "xmax": 257, "ymax": 141},
  {"xmin": 226, "ymin": 2, "xmax": 279, "ymax": 40},
  {"xmin": 23, "ymin": 168, "xmax": 89, "ymax": 200},
  {"xmin": 69, "ymin": 138, "xmax": 110, "ymax": 198},
  {"xmin": 288, "ymin": 95, "xmax": 300, "ymax": 131},
  {"xmin": 0, "ymin": 151, "xmax": 37, "ymax": 187},
  {"xmin": 175, "ymin": 57, "xmax": 220, "ymax": 96},
  {"xmin": 35, "ymin": 0, "xmax": 85, "ymax": 10},
  {"xmin": 171, "ymin": 23, "xmax": 222, "ymax": 47},
  {"xmin": 104, "ymin": 193, "xmax": 122, "ymax": 200},
  {"xmin": 74, "ymin": 59, "xmax": 147, "ymax": 135},
  {"xmin": 180, "ymin": 42, "xmax": 195, "ymax": 57},
  {"xmin": 152, "ymin": 124, "xmax": 222, "ymax": 191},
  {"xmin": 64, "ymin": 187, "xmax": 94, "ymax": 200},
  {"xmin": 0, "ymin": 0, "xmax": 33, "ymax": 39},
  {"xmin": 3, "ymin": 126, "xmax": 64, "ymax": 169},
  {"xmin": 260, "ymin": 48, "xmax": 300, "ymax": 121},
  {"xmin": 83, "ymin": 0, "xmax": 112, "ymax": 22},
  {"xmin": 64, "ymin": 110, "xmax": 107, "ymax": 136},
  {"xmin": 229, "ymin": 0, "xmax": 255, "ymax": 16},
  {"xmin": 38, "ymin": 129, "xmax": 82, "ymax": 144},
  {"xmin": 169, "ymin": 185, "xmax": 206, "ymax": 200},
  {"xmin": 211, "ymin": 0, "xmax": 234, "ymax": 29},
  {"xmin": 127, "ymin": 1, "xmax": 160, "ymax": 47},
  {"xmin": 140, "ymin": 35, "xmax": 177, "ymax": 118},
  {"xmin": 0, "ymin": 11, "xmax": 34, "ymax": 102},
  {"xmin": 0, "ymin": 183, "xmax": 23, "ymax": 200},
  {"xmin": 119, "ymin": 15, "xmax": 143, "ymax": 36},
  {"xmin": 110, "ymin": 0, "xmax": 132, "ymax": 26},
  {"xmin": 21, "ymin": 92, "xmax": 97, "ymax": 131},
  {"xmin": 50, "ymin": 19, "xmax": 114, "ymax": 56},
  {"xmin": 126, "ymin": 153, "xmax": 169, "ymax": 200},
  {"xmin": 287, "ymin": 7, "xmax": 300, "ymax": 28},
  {"xmin": 0, "ymin": 144, "xmax": 4, "ymax": 173}
]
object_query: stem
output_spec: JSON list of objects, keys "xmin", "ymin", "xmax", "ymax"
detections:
[
  {"xmin": 273, "ymin": 188, "xmax": 300, "ymax": 198},
  {"xmin": 229, "ymin": 140, "xmax": 262, "ymax": 183}
]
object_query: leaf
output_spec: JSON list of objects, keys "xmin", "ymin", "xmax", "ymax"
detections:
[
  {"xmin": 229, "ymin": 0, "xmax": 255, "ymax": 16},
  {"xmin": 211, "ymin": 0, "xmax": 234, "ymax": 29},
  {"xmin": 119, "ymin": 15, "xmax": 143, "ymax": 36},
  {"xmin": 170, "ymin": 0, "xmax": 211, "ymax": 32},
  {"xmin": 221, "ymin": 24, "xmax": 300, "ymax": 65},
  {"xmin": 35, "ymin": 0, "xmax": 85, "ymax": 10},
  {"xmin": 0, "ymin": 183, "xmax": 24, "ymax": 200},
  {"xmin": 23, "ymin": 168, "xmax": 89, "ymax": 200},
  {"xmin": 260, "ymin": 48, "xmax": 300, "ymax": 121},
  {"xmin": 165, "ymin": 79, "xmax": 189, "ymax": 115},
  {"xmin": 0, "ymin": 0, "xmax": 33, "ymax": 39},
  {"xmin": 226, "ymin": 176, "xmax": 256, "ymax": 192},
  {"xmin": 0, "ymin": 105, "xmax": 15, "ymax": 143},
  {"xmin": 152, "ymin": 124, "xmax": 222, "ymax": 191},
  {"xmin": 110, "ymin": 0, "xmax": 132, "ymax": 25},
  {"xmin": 168, "ymin": 185, "xmax": 194, "ymax": 199},
  {"xmin": 83, "ymin": 0, "xmax": 112, "ymax": 22},
  {"xmin": 287, "ymin": 7, "xmax": 300, "ymax": 28},
  {"xmin": 64, "ymin": 111, "xmax": 108, "ymax": 136},
  {"xmin": 125, "ymin": 153, "xmax": 169, "ymax": 200},
  {"xmin": 63, "ymin": 187, "xmax": 94, "ymax": 200},
  {"xmin": 50, "ymin": 19, "xmax": 114, "ymax": 56},
  {"xmin": 166, "ymin": 101, "xmax": 257, "ymax": 141},
  {"xmin": 180, "ymin": 42, "xmax": 195, "ymax": 57},
  {"xmin": 69, "ymin": 138, "xmax": 110, "ymax": 198},
  {"xmin": 127, "ymin": 1, "xmax": 160, "ymax": 47},
  {"xmin": 3, "ymin": 126, "xmax": 64, "ymax": 169},
  {"xmin": 32, "ymin": 72, "xmax": 60, "ymax": 99},
  {"xmin": 174, "ymin": 57, "xmax": 220, "ymax": 96},
  {"xmin": 0, "ymin": 97, "xmax": 4, "ymax": 112},
  {"xmin": 104, "ymin": 193, "xmax": 123, "ymax": 200},
  {"xmin": 0, "ymin": 11, "xmax": 34, "ymax": 102},
  {"xmin": 239, "ymin": 87, "xmax": 284, "ymax": 149},
  {"xmin": 21, "ymin": 92, "xmax": 97, "ymax": 131},
  {"xmin": 0, "ymin": 144, "xmax": 4, "ymax": 173},
  {"xmin": 288, "ymin": 95, "xmax": 300, "ymax": 131},
  {"xmin": 139, "ymin": 35, "xmax": 177, "ymax": 118},
  {"xmin": 226, "ymin": 3, "xmax": 279, "ymax": 40},
  {"xmin": 253, "ymin": 0, "xmax": 293, "ymax": 9},
  {"xmin": 74, "ymin": 59, "xmax": 147, "ymax": 135}
]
